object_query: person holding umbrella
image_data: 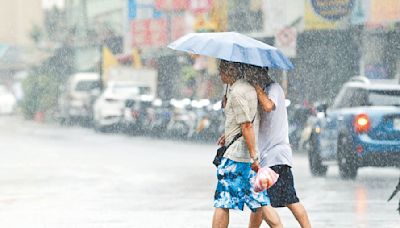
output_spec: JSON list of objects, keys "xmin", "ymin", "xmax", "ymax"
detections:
[
  {"xmin": 168, "ymin": 32, "xmax": 295, "ymax": 228},
  {"xmin": 212, "ymin": 60, "xmax": 282, "ymax": 228},
  {"xmin": 245, "ymin": 66, "xmax": 312, "ymax": 228}
]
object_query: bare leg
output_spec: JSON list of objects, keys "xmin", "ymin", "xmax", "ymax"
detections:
[
  {"xmin": 212, "ymin": 208, "xmax": 229, "ymax": 228},
  {"xmin": 261, "ymin": 205, "xmax": 283, "ymax": 228},
  {"xmin": 287, "ymin": 203, "xmax": 311, "ymax": 228},
  {"xmin": 248, "ymin": 208, "xmax": 263, "ymax": 228}
]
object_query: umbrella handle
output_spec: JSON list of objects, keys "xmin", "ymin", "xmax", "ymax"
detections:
[{"xmin": 221, "ymin": 85, "xmax": 229, "ymax": 109}]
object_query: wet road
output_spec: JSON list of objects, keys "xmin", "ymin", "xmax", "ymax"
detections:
[{"xmin": 0, "ymin": 116, "xmax": 399, "ymax": 228}]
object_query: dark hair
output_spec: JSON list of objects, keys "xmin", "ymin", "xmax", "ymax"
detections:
[
  {"xmin": 243, "ymin": 65, "xmax": 273, "ymax": 87},
  {"xmin": 219, "ymin": 60, "xmax": 244, "ymax": 80}
]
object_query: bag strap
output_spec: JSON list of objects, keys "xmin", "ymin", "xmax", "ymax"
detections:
[{"xmin": 224, "ymin": 115, "xmax": 256, "ymax": 150}]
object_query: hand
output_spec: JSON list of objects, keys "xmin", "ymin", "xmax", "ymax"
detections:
[
  {"xmin": 255, "ymin": 84, "xmax": 263, "ymax": 93},
  {"xmin": 251, "ymin": 161, "xmax": 260, "ymax": 172},
  {"xmin": 217, "ymin": 134, "xmax": 225, "ymax": 146}
]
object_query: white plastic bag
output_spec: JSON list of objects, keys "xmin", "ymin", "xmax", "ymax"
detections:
[{"xmin": 253, "ymin": 167, "xmax": 279, "ymax": 192}]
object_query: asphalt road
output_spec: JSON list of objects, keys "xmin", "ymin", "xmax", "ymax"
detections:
[{"xmin": 0, "ymin": 116, "xmax": 399, "ymax": 228}]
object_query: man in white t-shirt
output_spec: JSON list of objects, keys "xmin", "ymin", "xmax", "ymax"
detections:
[{"xmin": 247, "ymin": 68, "xmax": 311, "ymax": 228}]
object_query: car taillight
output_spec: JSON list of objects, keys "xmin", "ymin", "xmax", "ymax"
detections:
[{"xmin": 354, "ymin": 114, "xmax": 370, "ymax": 133}]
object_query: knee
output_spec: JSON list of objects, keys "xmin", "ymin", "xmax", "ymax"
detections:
[
  {"xmin": 249, "ymin": 211, "xmax": 263, "ymax": 228},
  {"xmin": 262, "ymin": 206, "xmax": 283, "ymax": 228},
  {"xmin": 288, "ymin": 203, "xmax": 306, "ymax": 214},
  {"xmin": 264, "ymin": 216, "xmax": 282, "ymax": 228}
]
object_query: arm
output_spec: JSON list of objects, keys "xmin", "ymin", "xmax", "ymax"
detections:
[
  {"xmin": 255, "ymin": 85, "xmax": 275, "ymax": 112},
  {"xmin": 241, "ymin": 122, "xmax": 259, "ymax": 171}
]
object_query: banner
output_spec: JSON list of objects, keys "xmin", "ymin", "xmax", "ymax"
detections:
[
  {"xmin": 155, "ymin": 0, "xmax": 189, "ymax": 11},
  {"xmin": 131, "ymin": 19, "xmax": 168, "ymax": 48},
  {"xmin": 305, "ymin": 0, "xmax": 354, "ymax": 30},
  {"xmin": 274, "ymin": 27, "xmax": 297, "ymax": 58},
  {"xmin": 190, "ymin": 0, "xmax": 213, "ymax": 14},
  {"xmin": 369, "ymin": 0, "xmax": 400, "ymax": 25}
]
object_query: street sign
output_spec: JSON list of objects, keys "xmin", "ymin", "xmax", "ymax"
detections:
[
  {"xmin": 274, "ymin": 27, "xmax": 297, "ymax": 58},
  {"xmin": 128, "ymin": 0, "xmax": 137, "ymax": 20}
]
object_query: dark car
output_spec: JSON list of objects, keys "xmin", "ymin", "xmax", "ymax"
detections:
[{"xmin": 307, "ymin": 77, "xmax": 400, "ymax": 179}]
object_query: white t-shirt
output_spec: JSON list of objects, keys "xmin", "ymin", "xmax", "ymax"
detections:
[{"xmin": 258, "ymin": 83, "xmax": 293, "ymax": 167}]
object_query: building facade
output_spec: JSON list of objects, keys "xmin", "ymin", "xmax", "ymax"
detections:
[{"xmin": 0, "ymin": 0, "xmax": 44, "ymax": 46}]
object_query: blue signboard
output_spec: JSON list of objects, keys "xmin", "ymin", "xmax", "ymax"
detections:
[
  {"xmin": 311, "ymin": 0, "xmax": 355, "ymax": 21},
  {"xmin": 128, "ymin": 0, "xmax": 162, "ymax": 20},
  {"xmin": 128, "ymin": 0, "xmax": 137, "ymax": 20},
  {"xmin": 153, "ymin": 9, "xmax": 162, "ymax": 19}
]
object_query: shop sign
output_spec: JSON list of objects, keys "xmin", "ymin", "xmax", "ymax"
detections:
[
  {"xmin": 311, "ymin": 0, "xmax": 355, "ymax": 21},
  {"xmin": 155, "ymin": 0, "xmax": 189, "ymax": 11}
]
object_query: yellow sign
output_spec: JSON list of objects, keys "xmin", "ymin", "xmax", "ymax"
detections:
[
  {"xmin": 132, "ymin": 48, "xmax": 142, "ymax": 69},
  {"xmin": 210, "ymin": 0, "xmax": 228, "ymax": 32},
  {"xmin": 102, "ymin": 46, "xmax": 119, "ymax": 83},
  {"xmin": 304, "ymin": 0, "xmax": 354, "ymax": 30}
]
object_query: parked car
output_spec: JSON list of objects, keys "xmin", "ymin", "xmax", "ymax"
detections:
[
  {"xmin": 58, "ymin": 72, "xmax": 100, "ymax": 124},
  {"xmin": 93, "ymin": 81, "xmax": 150, "ymax": 132},
  {"xmin": 307, "ymin": 76, "xmax": 400, "ymax": 179},
  {"xmin": 0, "ymin": 85, "xmax": 16, "ymax": 115}
]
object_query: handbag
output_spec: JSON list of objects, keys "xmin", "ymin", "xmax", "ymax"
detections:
[{"xmin": 212, "ymin": 132, "xmax": 242, "ymax": 167}]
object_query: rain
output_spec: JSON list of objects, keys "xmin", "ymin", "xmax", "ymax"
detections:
[{"xmin": 0, "ymin": 0, "xmax": 399, "ymax": 227}]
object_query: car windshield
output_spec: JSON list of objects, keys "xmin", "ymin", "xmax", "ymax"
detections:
[
  {"xmin": 368, "ymin": 90, "xmax": 400, "ymax": 106},
  {"xmin": 112, "ymin": 85, "xmax": 150, "ymax": 96},
  {"xmin": 75, "ymin": 81, "xmax": 100, "ymax": 91},
  {"xmin": 112, "ymin": 85, "xmax": 140, "ymax": 95}
]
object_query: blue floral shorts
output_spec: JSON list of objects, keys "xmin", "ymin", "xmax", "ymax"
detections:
[{"xmin": 213, "ymin": 158, "xmax": 271, "ymax": 212}]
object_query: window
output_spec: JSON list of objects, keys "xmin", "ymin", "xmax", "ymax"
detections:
[
  {"xmin": 332, "ymin": 87, "xmax": 354, "ymax": 109},
  {"xmin": 75, "ymin": 81, "xmax": 100, "ymax": 91},
  {"xmin": 349, "ymin": 89, "xmax": 368, "ymax": 107},
  {"xmin": 368, "ymin": 90, "xmax": 400, "ymax": 107}
]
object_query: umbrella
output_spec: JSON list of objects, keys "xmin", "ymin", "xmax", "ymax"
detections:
[{"xmin": 168, "ymin": 32, "xmax": 294, "ymax": 70}]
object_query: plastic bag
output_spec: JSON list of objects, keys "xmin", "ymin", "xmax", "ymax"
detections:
[{"xmin": 253, "ymin": 167, "xmax": 279, "ymax": 192}]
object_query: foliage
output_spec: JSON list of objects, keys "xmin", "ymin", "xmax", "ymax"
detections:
[
  {"xmin": 181, "ymin": 65, "xmax": 197, "ymax": 86},
  {"xmin": 20, "ymin": 68, "xmax": 60, "ymax": 119}
]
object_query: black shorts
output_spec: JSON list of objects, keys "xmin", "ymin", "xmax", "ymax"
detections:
[{"xmin": 267, "ymin": 165, "xmax": 300, "ymax": 208}]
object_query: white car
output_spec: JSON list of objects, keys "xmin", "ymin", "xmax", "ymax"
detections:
[
  {"xmin": 93, "ymin": 81, "xmax": 150, "ymax": 131},
  {"xmin": 0, "ymin": 85, "xmax": 16, "ymax": 115},
  {"xmin": 58, "ymin": 72, "xmax": 100, "ymax": 123}
]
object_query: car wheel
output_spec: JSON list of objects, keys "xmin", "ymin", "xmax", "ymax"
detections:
[
  {"xmin": 94, "ymin": 121, "xmax": 107, "ymax": 133},
  {"xmin": 337, "ymin": 135, "xmax": 358, "ymax": 179},
  {"xmin": 308, "ymin": 134, "xmax": 328, "ymax": 176}
]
